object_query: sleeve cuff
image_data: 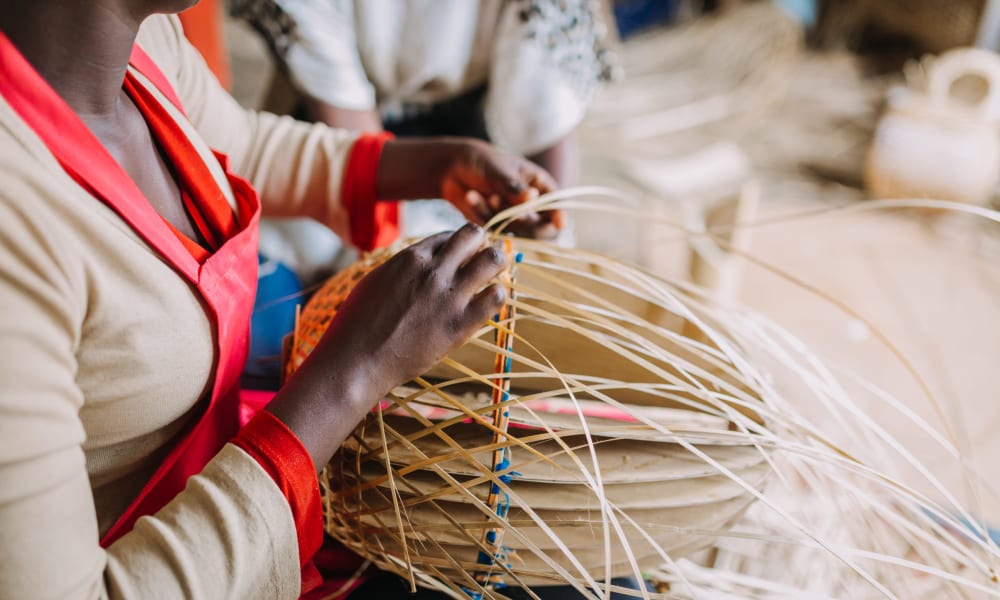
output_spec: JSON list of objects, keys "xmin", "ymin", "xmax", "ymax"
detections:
[
  {"xmin": 341, "ymin": 132, "xmax": 400, "ymax": 251},
  {"xmin": 231, "ymin": 410, "xmax": 323, "ymax": 567}
]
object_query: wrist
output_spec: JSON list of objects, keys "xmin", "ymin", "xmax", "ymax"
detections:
[{"xmin": 266, "ymin": 351, "xmax": 376, "ymax": 471}]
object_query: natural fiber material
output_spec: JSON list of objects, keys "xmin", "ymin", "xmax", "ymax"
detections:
[
  {"xmin": 288, "ymin": 236, "xmax": 771, "ymax": 598},
  {"xmin": 818, "ymin": 0, "xmax": 985, "ymax": 53},
  {"xmin": 282, "ymin": 192, "xmax": 1000, "ymax": 599},
  {"xmin": 580, "ymin": 2, "xmax": 803, "ymax": 162}
]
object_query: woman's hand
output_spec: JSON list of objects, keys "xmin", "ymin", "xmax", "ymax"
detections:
[
  {"xmin": 266, "ymin": 224, "xmax": 508, "ymax": 470},
  {"xmin": 376, "ymin": 137, "xmax": 563, "ymax": 237},
  {"xmin": 318, "ymin": 224, "xmax": 507, "ymax": 394}
]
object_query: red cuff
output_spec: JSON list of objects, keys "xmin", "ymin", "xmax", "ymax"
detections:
[
  {"xmin": 232, "ymin": 410, "xmax": 323, "ymax": 567},
  {"xmin": 341, "ymin": 132, "xmax": 400, "ymax": 252}
]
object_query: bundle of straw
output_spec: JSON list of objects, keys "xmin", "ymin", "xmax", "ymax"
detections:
[{"xmin": 817, "ymin": 0, "xmax": 985, "ymax": 53}]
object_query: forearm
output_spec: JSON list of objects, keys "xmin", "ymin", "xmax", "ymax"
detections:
[
  {"xmin": 265, "ymin": 345, "xmax": 374, "ymax": 473},
  {"xmin": 0, "ymin": 432, "xmax": 301, "ymax": 600},
  {"xmin": 528, "ymin": 131, "xmax": 578, "ymax": 187},
  {"xmin": 105, "ymin": 445, "xmax": 301, "ymax": 599}
]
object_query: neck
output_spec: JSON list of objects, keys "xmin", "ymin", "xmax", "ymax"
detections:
[{"xmin": 0, "ymin": 1, "xmax": 150, "ymax": 117}]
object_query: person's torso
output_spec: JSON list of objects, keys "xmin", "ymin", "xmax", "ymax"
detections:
[
  {"xmin": 0, "ymin": 108, "xmax": 216, "ymax": 534},
  {"xmin": 351, "ymin": 0, "xmax": 504, "ymax": 115},
  {"xmin": 0, "ymin": 25, "xmax": 239, "ymax": 535}
]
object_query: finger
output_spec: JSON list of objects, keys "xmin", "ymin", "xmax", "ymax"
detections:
[
  {"xmin": 460, "ymin": 282, "xmax": 508, "ymax": 333},
  {"xmin": 527, "ymin": 207, "xmax": 565, "ymax": 235},
  {"xmin": 464, "ymin": 190, "xmax": 494, "ymax": 223},
  {"xmin": 455, "ymin": 244, "xmax": 507, "ymax": 295},
  {"xmin": 532, "ymin": 223, "xmax": 560, "ymax": 240},
  {"xmin": 550, "ymin": 208, "xmax": 566, "ymax": 230},
  {"xmin": 504, "ymin": 212, "xmax": 543, "ymax": 238},
  {"xmin": 442, "ymin": 177, "xmax": 486, "ymax": 225},
  {"xmin": 515, "ymin": 186, "xmax": 540, "ymax": 206},
  {"xmin": 451, "ymin": 149, "xmax": 556, "ymax": 226},
  {"xmin": 453, "ymin": 151, "xmax": 525, "ymax": 199},
  {"xmin": 480, "ymin": 153, "xmax": 528, "ymax": 197},
  {"xmin": 513, "ymin": 185, "xmax": 565, "ymax": 233},
  {"xmin": 404, "ymin": 230, "xmax": 453, "ymax": 260},
  {"xmin": 525, "ymin": 168, "xmax": 557, "ymax": 195},
  {"xmin": 434, "ymin": 222, "xmax": 487, "ymax": 272}
]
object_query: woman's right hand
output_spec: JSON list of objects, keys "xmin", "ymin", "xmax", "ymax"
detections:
[{"xmin": 266, "ymin": 223, "xmax": 508, "ymax": 470}]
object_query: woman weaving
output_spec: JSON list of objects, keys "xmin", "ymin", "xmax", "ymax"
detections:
[{"xmin": 0, "ymin": 0, "xmax": 560, "ymax": 597}]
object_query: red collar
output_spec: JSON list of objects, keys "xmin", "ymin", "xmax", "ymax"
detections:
[{"xmin": 0, "ymin": 33, "xmax": 229, "ymax": 281}]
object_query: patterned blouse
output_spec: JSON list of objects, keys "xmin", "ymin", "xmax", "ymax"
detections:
[{"xmin": 232, "ymin": 0, "xmax": 618, "ymax": 154}]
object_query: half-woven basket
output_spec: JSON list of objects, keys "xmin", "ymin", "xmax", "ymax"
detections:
[{"xmin": 285, "ymin": 238, "xmax": 769, "ymax": 597}]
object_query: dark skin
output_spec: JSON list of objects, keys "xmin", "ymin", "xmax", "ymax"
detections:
[
  {"xmin": 308, "ymin": 98, "xmax": 579, "ymax": 187},
  {"xmin": 270, "ymin": 225, "xmax": 508, "ymax": 468},
  {"xmin": 1, "ymin": 0, "xmax": 554, "ymax": 471},
  {"xmin": 1, "ymin": 0, "xmax": 202, "ymax": 241}
]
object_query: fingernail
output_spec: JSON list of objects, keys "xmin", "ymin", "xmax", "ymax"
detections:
[
  {"xmin": 552, "ymin": 210, "xmax": 565, "ymax": 229},
  {"xmin": 534, "ymin": 223, "xmax": 558, "ymax": 240}
]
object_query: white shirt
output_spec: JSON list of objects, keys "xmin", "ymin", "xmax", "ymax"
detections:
[{"xmin": 268, "ymin": 0, "xmax": 612, "ymax": 155}]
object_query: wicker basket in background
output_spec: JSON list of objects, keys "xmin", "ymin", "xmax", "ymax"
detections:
[{"xmin": 817, "ymin": 0, "xmax": 986, "ymax": 52}]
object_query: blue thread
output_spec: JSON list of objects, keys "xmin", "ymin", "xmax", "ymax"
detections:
[
  {"xmin": 496, "ymin": 453, "xmax": 510, "ymax": 469},
  {"xmin": 498, "ymin": 493, "xmax": 510, "ymax": 517}
]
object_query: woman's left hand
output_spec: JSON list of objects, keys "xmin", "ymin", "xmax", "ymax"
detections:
[{"xmin": 376, "ymin": 137, "xmax": 563, "ymax": 237}]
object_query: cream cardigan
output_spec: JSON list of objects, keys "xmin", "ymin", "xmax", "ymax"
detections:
[{"xmin": 0, "ymin": 14, "xmax": 362, "ymax": 600}]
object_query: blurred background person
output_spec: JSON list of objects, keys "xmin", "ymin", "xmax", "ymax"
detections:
[{"xmin": 234, "ymin": 0, "xmax": 618, "ymax": 190}]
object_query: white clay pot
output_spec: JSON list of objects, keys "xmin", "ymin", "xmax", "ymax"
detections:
[{"xmin": 865, "ymin": 48, "xmax": 1000, "ymax": 205}]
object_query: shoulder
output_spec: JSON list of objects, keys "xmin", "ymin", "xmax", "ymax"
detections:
[
  {"xmin": 0, "ymin": 112, "xmax": 92, "ymax": 297},
  {"xmin": 0, "ymin": 123, "xmax": 68, "ymax": 212},
  {"xmin": 137, "ymin": 13, "xmax": 185, "ymax": 56}
]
